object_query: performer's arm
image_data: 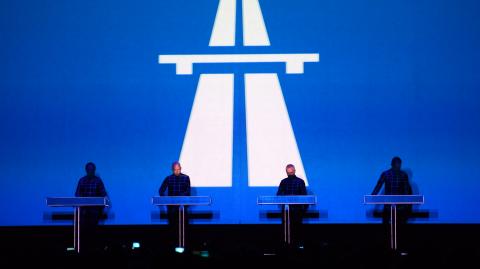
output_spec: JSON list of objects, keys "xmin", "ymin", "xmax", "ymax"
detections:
[
  {"xmin": 184, "ymin": 177, "xmax": 191, "ymax": 196},
  {"xmin": 277, "ymin": 180, "xmax": 285, "ymax": 195},
  {"xmin": 97, "ymin": 179, "xmax": 107, "ymax": 197},
  {"xmin": 159, "ymin": 178, "xmax": 168, "ymax": 196},
  {"xmin": 406, "ymin": 174, "xmax": 413, "ymax": 195},
  {"xmin": 75, "ymin": 179, "xmax": 81, "ymax": 197},
  {"xmin": 300, "ymin": 180, "xmax": 307, "ymax": 195},
  {"xmin": 371, "ymin": 173, "xmax": 385, "ymax": 195}
]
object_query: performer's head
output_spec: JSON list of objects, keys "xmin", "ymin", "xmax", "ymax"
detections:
[
  {"xmin": 286, "ymin": 164, "xmax": 296, "ymax": 176},
  {"xmin": 85, "ymin": 162, "xmax": 96, "ymax": 177},
  {"xmin": 391, "ymin": 157, "xmax": 402, "ymax": 171},
  {"xmin": 172, "ymin": 161, "xmax": 182, "ymax": 176}
]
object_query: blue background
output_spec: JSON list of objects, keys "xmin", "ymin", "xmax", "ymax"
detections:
[{"xmin": 1, "ymin": 0, "xmax": 479, "ymax": 225}]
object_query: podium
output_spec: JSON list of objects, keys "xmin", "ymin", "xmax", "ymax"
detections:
[
  {"xmin": 257, "ymin": 195, "xmax": 317, "ymax": 244},
  {"xmin": 46, "ymin": 197, "xmax": 109, "ymax": 253},
  {"xmin": 152, "ymin": 196, "xmax": 211, "ymax": 248},
  {"xmin": 364, "ymin": 195, "xmax": 424, "ymax": 250}
]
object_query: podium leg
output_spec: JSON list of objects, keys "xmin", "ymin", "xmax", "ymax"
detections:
[
  {"xmin": 74, "ymin": 206, "xmax": 81, "ymax": 253},
  {"xmin": 74, "ymin": 206, "xmax": 76, "ymax": 251},
  {"xmin": 178, "ymin": 205, "xmax": 185, "ymax": 248},
  {"xmin": 390, "ymin": 205, "xmax": 397, "ymax": 250},
  {"xmin": 283, "ymin": 205, "xmax": 291, "ymax": 244}
]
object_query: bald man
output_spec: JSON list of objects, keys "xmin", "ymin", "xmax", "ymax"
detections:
[
  {"xmin": 277, "ymin": 164, "xmax": 307, "ymax": 246},
  {"xmin": 158, "ymin": 161, "xmax": 191, "ymax": 246}
]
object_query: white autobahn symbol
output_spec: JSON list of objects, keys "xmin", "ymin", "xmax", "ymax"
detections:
[{"xmin": 159, "ymin": 0, "xmax": 319, "ymax": 187}]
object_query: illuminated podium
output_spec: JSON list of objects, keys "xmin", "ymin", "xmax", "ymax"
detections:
[
  {"xmin": 46, "ymin": 197, "xmax": 110, "ymax": 253},
  {"xmin": 151, "ymin": 196, "xmax": 212, "ymax": 248},
  {"xmin": 364, "ymin": 195, "xmax": 424, "ymax": 250},
  {"xmin": 257, "ymin": 195, "xmax": 317, "ymax": 244}
]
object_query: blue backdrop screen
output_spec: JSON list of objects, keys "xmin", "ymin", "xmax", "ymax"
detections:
[{"xmin": 1, "ymin": 0, "xmax": 479, "ymax": 225}]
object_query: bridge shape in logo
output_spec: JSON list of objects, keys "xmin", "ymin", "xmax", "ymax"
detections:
[{"xmin": 159, "ymin": 0, "xmax": 319, "ymax": 187}]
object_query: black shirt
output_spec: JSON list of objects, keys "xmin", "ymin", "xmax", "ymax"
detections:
[
  {"xmin": 372, "ymin": 168, "xmax": 412, "ymax": 195},
  {"xmin": 159, "ymin": 173, "xmax": 191, "ymax": 196},
  {"xmin": 277, "ymin": 175, "xmax": 307, "ymax": 195}
]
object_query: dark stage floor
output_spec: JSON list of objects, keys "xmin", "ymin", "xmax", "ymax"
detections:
[{"xmin": 0, "ymin": 224, "xmax": 479, "ymax": 268}]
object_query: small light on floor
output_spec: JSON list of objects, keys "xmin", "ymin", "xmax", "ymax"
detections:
[
  {"xmin": 132, "ymin": 242, "xmax": 140, "ymax": 250},
  {"xmin": 175, "ymin": 247, "xmax": 185, "ymax": 253}
]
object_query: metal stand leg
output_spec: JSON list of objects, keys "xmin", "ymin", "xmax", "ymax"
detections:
[
  {"xmin": 390, "ymin": 205, "xmax": 397, "ymax": 250},
  {"xmin": 178, "ymin": 205, "xmax": 185, "ymax": 248},
  {"xmin": 74, "ymin": 207, "xmax": 81, "ymax": 253},
  {"xmin": 74, "ymin": 206, "xmax": 77, "ymax": 251},
  {"xmin": 284, "ymin": 205, "xmax": 291, "ymax": 244}
]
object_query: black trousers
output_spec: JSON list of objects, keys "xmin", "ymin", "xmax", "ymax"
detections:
[{"xmin": 79, "ymin": 207, "xmax": 103, "ymax": 252}]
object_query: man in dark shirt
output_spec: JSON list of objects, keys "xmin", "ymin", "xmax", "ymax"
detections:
[
  {"xmin": 277, "ymin": 164, "xmax": 307, "ymax": 246},
  {"xmin": 372, "ymin": 157, "xmax": 412, "ymax": 196},
  {"xmin": 159, "ymin": 161, "xmax": 191, "ymax": 245},
  {"xmin": 75, "ymin": 162, "xmax": 108, "ymax": 252},
  {"xmin": 159, "ymin": 161, "xmax": 191, "ymax": 196},
  {"xmin": 371, "ymin": 157, "xmax": 413, "ymax": 248}
]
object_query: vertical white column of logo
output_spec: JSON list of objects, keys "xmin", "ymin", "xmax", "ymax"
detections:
[
  {"xmin": 245, "ymin": 73, "xmax": 308, "ymax": 186},
  {"xmin": 179, "ymin": 0, "xmax": 237, "ymax": 186},
  {"xmin": 242, "ymin": 0, "xmax": 270, "ymax": 46},
  {"xmin": 179, "ymin": 74, "xmax": 234, "ymax": 187},
  {"xmin": 209, "ymin": 0, "xmax": 236, "ymax": 47},
  {"xmin": 242, "ymin": 1, "xmax": 307, "ymax": 185}
]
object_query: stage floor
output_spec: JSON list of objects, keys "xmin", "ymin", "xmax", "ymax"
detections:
[{"xmin": 0, "ymin": 224, "xmax": 479, "ymax": 268}]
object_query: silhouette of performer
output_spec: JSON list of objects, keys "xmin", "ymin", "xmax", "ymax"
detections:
[
  {"xmin": 159, "ymin": 161, "xmax": 191, "ymax": 245},
  {"xmin": 371, "ymin": 157, "xmax": 412, "ymax": 248},
  {"xmin": 75, "ymin": 162, "xmax": 108, "ymax": 252},
  {"xmin": 277, "ymin": 164, "xmax": 307, "ymax": 246}
]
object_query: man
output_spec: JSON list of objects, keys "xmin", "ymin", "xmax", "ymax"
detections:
[
  {"xmin": 159, "ymin": 161, "xmax": 191, "ymax": 245},
  {"xmin": 372, "ymin": 157, "xmax": 412, "ymax": 196},
  {"xmin": 159, "ymin": 161, "xmax": 191, "ymax": 197},
  {"xmin": 75, "ymin": 162, "xmax": 108, "ymax": 252},
  {"xmin": 371, "ymin": 157, "xmax": 412, "ymax": 248},
  {"xmin": 277, "ymin": 164, "xmax": 307, "ymax": 246}
]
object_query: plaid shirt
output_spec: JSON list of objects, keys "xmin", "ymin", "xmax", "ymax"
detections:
[
  {"xmin": 159, "ymin": 173, "xmax": 191, "ymax": 196},
  {"xmin": 75, "ymin": 176, "xmax": 107, "ymax": 197},
  {"xmin": 372, "ymin": 168, "xmax": 412, "ymax": 195},
  {"xmin": 277, "ymin": 175, "xmax": 307, "ymax": 195}
]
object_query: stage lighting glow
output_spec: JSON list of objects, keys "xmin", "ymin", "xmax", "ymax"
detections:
[
  {"xmin": 193, "ymin": 250, "xmax": 210, "ymax": 258},
  {"xmin": 132, "ymin": 242, "xmax": 140, "ymax": 249},
  {"xmin": 175, "ymin": 247, "xmax": 185, "ymax": 253}
]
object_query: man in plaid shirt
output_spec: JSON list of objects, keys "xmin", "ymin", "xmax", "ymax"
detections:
[
  {"xmin": 371, "ymin": 157, "xmax": 413, "ymax": 249},
  {"xmin": 75, "ymin": 162, "xmax": 108, "ymax": 252},
  {"xmin": 159, "ymin": 161, "xmax": 191, "ymax": 245},
  {"xmin": 277, "ymin": 164, "xmax": 307, "ymax": 196},
  {"xmin": 159, "ymin": 162, "xmax": 191, "ymax": 196},
  {"xmin": 75, "ymin": 162, "xmax": 107, "ymax": 197},
  {"xmin": 277, "ymin": 164, "xmax": 307, "ymax": 246},
  {"xmin": 372, "ymin": 157, "xmax": 412, "ymax": 196}
]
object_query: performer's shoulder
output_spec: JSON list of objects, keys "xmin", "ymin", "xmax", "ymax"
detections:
[{"xmin": 296, "ymin": 176, "xmax": 305, "ymax": 183}]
